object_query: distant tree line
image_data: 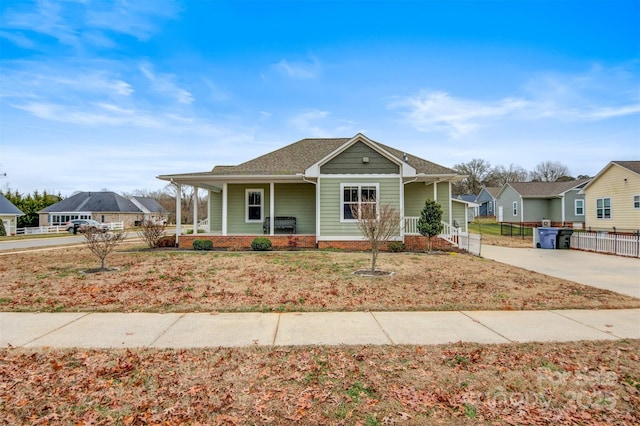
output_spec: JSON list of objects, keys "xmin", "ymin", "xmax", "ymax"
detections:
[
  {"xmin": 1, "ymin": 189, "xmax": 62, "ymax": 228},
  {"xmin": 451, "ymin": 159, "xmax": 591, "ymax": 195}
]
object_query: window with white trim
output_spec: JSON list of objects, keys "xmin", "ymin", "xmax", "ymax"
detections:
[
  {"xmin": 574, "ymin": 199, "xmax": 584, "ymax": 216},
  {"xmin": 245, "ymin": 189, "xmax": 263, "ymax": 222},
  {"xmin": 634, "ymin": 195, "xmax": 640, "ymax": 209},
  {"xmin": 596, "ymin": 197, "xmax": 611, "ymax": 219},
  {"xmin": 512, "ymin": 201, "xmax": 518, "ymax": 216},
  {"xmin": 341, "ymin": 183, "xmax": 378, "ymax": 221}
]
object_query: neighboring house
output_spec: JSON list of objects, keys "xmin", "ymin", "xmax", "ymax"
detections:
[
  {"xmin": 475, "ymin": 186, "xmax": 500, "ymax": 217},
  {"xmin": 495, "ymin": 179, "xmax": 590, "ymax": 227},
  {"xmin": 580, "ymin": 161, "xmax": 640, "ymax": 232},
  {"xmin": 39, "ymin": 192, "xmax": 169, "ymax": 228},
  {"xmin": 158, "ymin": 133, "xmax": 463, "ymax": 249},
  {"xmin": 0, "ymin": 194, "xmax": 24, "ymax": 235}
]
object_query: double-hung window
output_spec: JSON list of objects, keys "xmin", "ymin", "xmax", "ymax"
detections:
[
  {"xmin": 634, "ymin": 195, "xmax": 640, "ymax": 209},
  {"xmin": 512, "ymin": 201, "xmax": 518, "ymax": 216},
  {"xmin": 341, "ymin": 184, "xmax": 378, "ymax": 221},
  {"xmin": 575, "ymin": 199, "xmax": 584, "ymax": 216},
  {"xmin": 596, "ymin": 197, "xmax": 611, "ymax": 219},
  {"xmin": 246, "ymin": 189, "xmax": 263, "ymax": 222}
]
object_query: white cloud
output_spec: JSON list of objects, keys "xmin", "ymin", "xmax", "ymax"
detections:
[
  {"xmin": 0, "ymin": 0, "xmax": 180, "ymax": 51},
  {"xmin": 391, "ymin": 90, "xmax": 530, "ymax": 137},
  {"xmin": 274, "ymin": 58, "xmax": 320, "ymax": 79},
  {"xmin": 392, "ymin": 65, "xmax": 640, "ymax": 137},
  {"xmin": 140, "ymin": 63, "xmax": 194, "ymax": 104}
]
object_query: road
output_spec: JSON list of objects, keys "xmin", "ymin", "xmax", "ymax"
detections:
[{"xmin": 0, "ymin": 232, "xmax": 140, "ymax": 252}]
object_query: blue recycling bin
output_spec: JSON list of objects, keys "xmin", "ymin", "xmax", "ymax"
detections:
[{"xmin": 537, "ymin": 227, "xmax": 559, "ymax": 249}]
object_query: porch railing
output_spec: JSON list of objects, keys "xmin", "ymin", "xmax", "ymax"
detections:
[{"xmin": 404, "ymin": 217, "xmax": 459, "ymax": 244}]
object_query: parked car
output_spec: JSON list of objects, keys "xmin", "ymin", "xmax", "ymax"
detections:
[{"xmin": 66, "ymin": 219, "xmax": 109, "ymax": 233}]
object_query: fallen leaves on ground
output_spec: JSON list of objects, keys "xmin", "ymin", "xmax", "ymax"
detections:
[
  {"xmin": 1, "ymin": 340, "xmax": 638, "ymax": 424},
  {"xmin": 1, "ymin": 246, "xmax": 638, "ymax": 313}
]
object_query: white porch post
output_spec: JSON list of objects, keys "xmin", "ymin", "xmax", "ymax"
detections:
[
  {"xmin": 433, "ymin": 181, "xmax": 437, "ymax": 201},
  {"xmin": 192, "ymin": 187, "xmax": 198, "ymax": 234},
  {"xmin": 175, "ymin": 183, "xmax": 182, "ymax": 246},
  {"xmin": 448, "ymin": 181, "xmax": 453, "ymax": 227},
  {"xmin": 269, "ymin": 182, "xmax": 275, "ymax": 236},
  {"xmin": 222, "ymin": 183, "xmax": 228, "ymax": 236}
]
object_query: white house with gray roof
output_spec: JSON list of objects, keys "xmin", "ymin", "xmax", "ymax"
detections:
[
  {"xmin": 39, "ymin": 192, "xmax": 168, "ymax": 228},
  {"xmin": 0, "ymin": 194, "xmax": 24, "ymax": 235},
  {"xmin": 158, "ymin": 133, "xmax": 464, "ymax": 249}
]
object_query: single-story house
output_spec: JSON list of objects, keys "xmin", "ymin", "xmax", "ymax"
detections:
[
  {"xmin": 580, "ymin": 161, "xmax": 640, "ymax": 232},
  {"xmin": 39, "ymin": 192, "xmax": 169, "ymax": 228},
  {"xmin": 0, "ymin": 194, "xmax": 24, "ymax": 235},
  {"xmin": 157, "ymin": 133, "xmax": 464, "ymax": 249},
  {"xmin": 475, "ymin": 186, "xmax": 500, "ymax": 217},
  {"xmin": 495, "ymin": 179, "xmax": 590, "ymax": 228}
]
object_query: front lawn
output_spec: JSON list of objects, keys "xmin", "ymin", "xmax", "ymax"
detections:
[
  {"xmin": 2, "ymin": 340, "xmax": 638, "ymax": 424},
  {"xmin": 1, "ymin": 244, "xmax": 638, "ymax": 313}
]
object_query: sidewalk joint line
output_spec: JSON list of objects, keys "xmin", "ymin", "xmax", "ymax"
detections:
[
  {"xmin": 148, "ymin": 313, "xmax": 186, "ymax": 347},
  {"xmin": 20, "ymin": 312, "xmax": 91, "ymax": 347},
  {"xmin": 548, "ymin": 310, "xmax": 622, "ymax": 340},
  {"xmin": 369, "ymin": 312, "xmax": 395, "ymax": 345},
  {"xmin": 459, "ymin": 311, "xmax": 513, "ymax": 343}
]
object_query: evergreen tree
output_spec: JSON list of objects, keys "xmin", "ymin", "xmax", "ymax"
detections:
[{"xmin": 417, "ymin": 199, "xmax": 443, "ymax": 251}]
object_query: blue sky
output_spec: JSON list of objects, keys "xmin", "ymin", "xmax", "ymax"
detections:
[{"xmin": 1, "ymin": 0, "xmax": 638, "ymax": 196}]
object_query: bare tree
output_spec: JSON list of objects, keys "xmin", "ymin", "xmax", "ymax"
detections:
[
  {"xmin": 490, "ymin": 163, "xmax": 529, "ymax": 186},
  {"xmin": 84, "ymin": 229, "xmax": 126, "ymax": 271},
  {"xmin": 136, "ymin": 219, "xmax": 167, "ymax": 248},
  {"xmin": 452, "ymin": 159, "xmax": 493, "ymax": 195},
  {"xmin": 351, "ymin": 201, "xmax": 402, "ymax": 275},
  {"xmin": 531, "ymin": 161, "xmax": 571, "ymax": 182}
]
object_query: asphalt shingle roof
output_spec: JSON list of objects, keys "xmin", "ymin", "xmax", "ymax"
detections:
[
  {"xmin": 211, "ymin": 136, "xmax": 457, "ymax": 176},
  {"xmin": 613, "ymin": 161, "xmax": 640, "ymax": 175},
  {"xmin": 132, "ymin": 196, "xmax": 168, "ymax": 214},
  {"xmin": 0, "ymin": 194, "xmax": 23, "ymax": 215},
  {"xmin": 508, "ymin": 179, "xmax": 590, "ymax": 198},
  {"xmin": 40, "ymin": 192, "xmax": 143, "ymax": 213}
]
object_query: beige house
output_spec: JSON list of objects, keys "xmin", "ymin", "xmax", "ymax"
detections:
[{"xmin": 580, "ymin": 161, "xmax": 640, "ymax": 232}]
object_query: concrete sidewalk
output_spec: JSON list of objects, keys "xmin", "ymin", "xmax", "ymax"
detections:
[
  {"xmin": 481, "ymin": 245, "xmax": 640, "ymax": 298},
  {"xmin": 2, "ymin": 310, "xmax": 638, "ymax": 349}
]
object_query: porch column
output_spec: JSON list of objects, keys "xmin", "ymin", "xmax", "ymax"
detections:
[
  {"xmin": 269, "ymin": 182, "xmax": 274, "ymax": 236},
  {"xmin": 175, "ymin": 183, "xmax": 182, "ymax": 246},
  {"xmin": 222, "ymin": 183, "xmax": 228, "ymax": 236},
  {"xmin": 433, "ymin": 181, "xmax": 437, "ymax": 201},
  {"xmin": 193, "ymin": 186, "xmax": 198, "ymax": 235}
]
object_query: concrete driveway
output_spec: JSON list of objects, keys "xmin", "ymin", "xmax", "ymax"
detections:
[{"xmin": 481, "ymin": 245, "xmax": 640, "ymax": 299}]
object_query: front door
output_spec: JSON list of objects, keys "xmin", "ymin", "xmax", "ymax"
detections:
[{"xmin": 498, "ymin": 206, "xmax": 503, "ymax": 222}]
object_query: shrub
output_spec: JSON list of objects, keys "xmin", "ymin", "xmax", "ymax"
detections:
[
  {"xmin": 0, "ymin": 220, "xmax": 6, "ymax": 237},
  {"xmin": 251, "ymin": 237, "xmax": 272, "ymax": 251},
  {"xmin": 156, "ymin": 235, "xmax": 177, "ymax": 248},
  {"xmin": 388, "ymin": 241, "xmax": 405, "ymax": 252},
  {"xmin": 136, "ymin": 219, "xmax": 166, "ymax": 248},
  {"xmin": 193, "ymin": 239, "xmax": 213, "ymax": 251}
]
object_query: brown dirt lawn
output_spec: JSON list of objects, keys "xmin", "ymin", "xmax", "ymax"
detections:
[{"xmin": 1, "ymin": 244, "xmax": 638, "ymax": 313}]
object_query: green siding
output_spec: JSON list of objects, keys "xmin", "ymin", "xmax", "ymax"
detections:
[
  {"xmin": 404, "ymin": 182, "xmax": 434, "ymax": 217},
  {"xmin": 273, "ymin": 183, "xmax": 316, "ymax": 234},
  {"xmin": 227, "ymin": 184, "xmax": 270, "ymax": 234},
  {"xmin": 452, "ymin": 202, "xmax": 467, "ymax": 229},
  {"xmin": 320, "ymin": 141, "xmax": 400, "ymax": 174},
  {"xmin": 209, "ymin": 191, "xmax": 222, "ymax": 232},
  {"xmin": 437, "ymin": 182, "xmax": 451, "ymax": 224},
  {"xmin": 523, "ymin": 198, "xmax": 550, "ymax": 222},
  {"xmin": 319, "ymin": 177, "xmax": 401, "ymax": 237},
  {"xmin": 497, "ymin": 186, "xmax": 521, "ymax": 222},
  {"xmin": 563, "ymin": 190, "xmax": 585, "ymax": 223},
  {"xmin": 220, "ymin": 184, "xmax": 315, "ymax": 234}
]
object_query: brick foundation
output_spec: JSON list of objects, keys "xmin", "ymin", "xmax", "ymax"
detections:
[
  {"xmin": 179, "ymin": 234, "xmax": 316, "ymax": 250},
  {"xmin": 179, "ymin": 234, "xmax": 453, "ymax": 252}
]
